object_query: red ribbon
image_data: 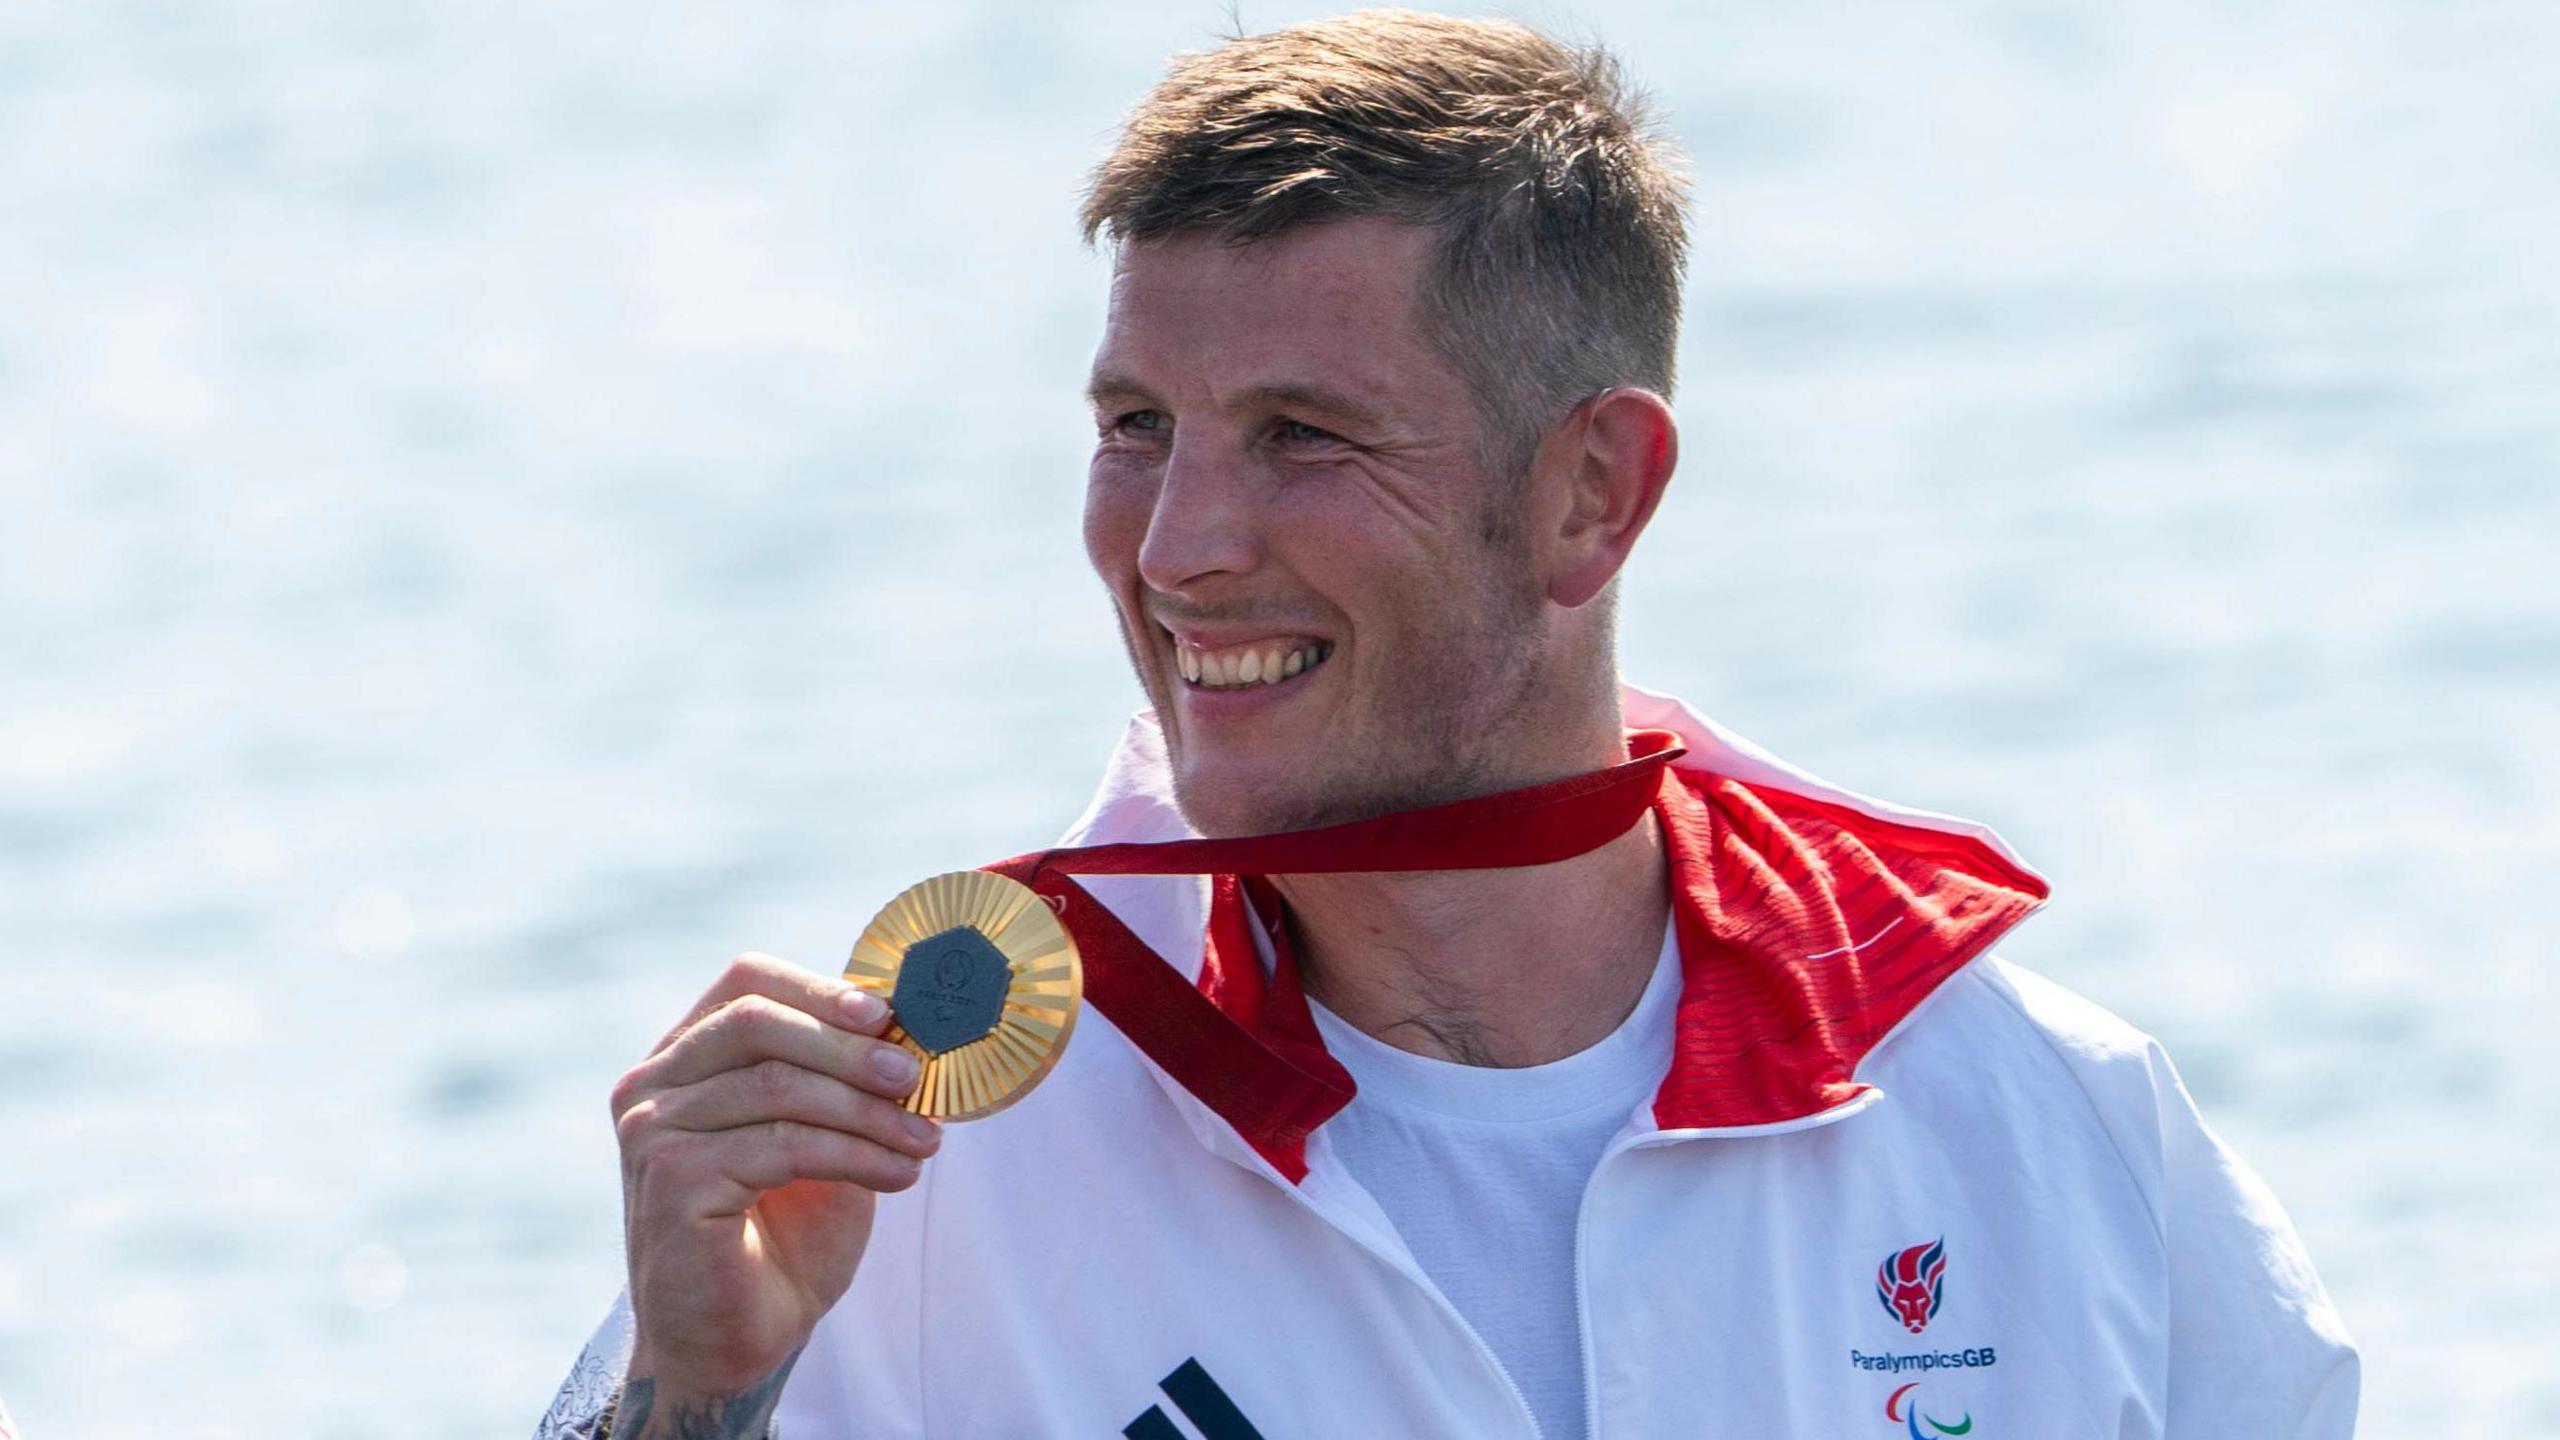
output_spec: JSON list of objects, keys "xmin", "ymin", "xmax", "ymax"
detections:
[{"xmin": 981, "ymin": 731, "xmax": 1685, "ymax": 1179}]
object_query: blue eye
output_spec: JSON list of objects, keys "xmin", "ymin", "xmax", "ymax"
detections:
[
  {"xmin": 1276, "ymin": 419, "xmax": 1339, "ymax": 445},
  {"xmin": 1114, "ymin": 410, "xmax": 1166, "ymax": 434}
]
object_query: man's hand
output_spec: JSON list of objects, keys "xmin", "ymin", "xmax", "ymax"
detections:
[{"xmin": 610, "ymin": 952, "xmax": 942, "ymax": 1432}]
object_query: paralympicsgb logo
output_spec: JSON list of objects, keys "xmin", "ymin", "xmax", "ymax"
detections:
[{"xmin": 1876, "ymin": 1238, "xmax": 1948, "ymax": 1334}]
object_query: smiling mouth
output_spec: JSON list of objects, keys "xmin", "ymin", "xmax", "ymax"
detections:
[{"xmin": 1172, "ymin": 636, "xmax": 1335, "ymax": 690}]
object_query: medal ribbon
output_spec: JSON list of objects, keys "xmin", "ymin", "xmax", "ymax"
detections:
[{"xmin": 982, "ymin": 730, "xmax": 1686, "ymax": 1179}]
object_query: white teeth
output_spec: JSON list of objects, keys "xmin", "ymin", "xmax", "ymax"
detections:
[{"xmin": 1178, "ymin": 639, "xmax": 1332, "ymax": 689}]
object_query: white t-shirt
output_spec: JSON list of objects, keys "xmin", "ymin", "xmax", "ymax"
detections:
[{"xmin": 1305, "ymin": 925, "xmax": 1679, "ymax": 1440}]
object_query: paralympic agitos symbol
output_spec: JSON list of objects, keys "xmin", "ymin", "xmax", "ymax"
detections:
[
  {"xmin": 1876, "ymin": 1237, "xmax": 1948, "ymax": 1334},
  {"xmin": 1884, "ymin": 1382, "xmax": 1972, "ymax": 1438}
]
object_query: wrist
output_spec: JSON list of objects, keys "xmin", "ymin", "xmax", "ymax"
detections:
[
  {"xmin": 625, "ymin": 1329, "xmax": 794, "ymax": 1408},
  {"xmin": 614, "ymin": 1349, "xmax": 803, "ymax": 1440}
]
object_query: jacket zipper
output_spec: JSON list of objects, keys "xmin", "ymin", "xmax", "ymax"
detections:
[
  {"xmin": 1573, "ymin": 1133, "xmax": 1642, "ymax": 1440},
  {"xmin": 1573, "ymin": 1099, "xmax": 1886, "ymax": 1438},
  {"xmin": 1270, "ymin": 1172, "xmax": 1548, "ymax": 1440},
  {"xmin": 1431, "ymin": 1272, "xmax": 1548, "ymax": 1440}
]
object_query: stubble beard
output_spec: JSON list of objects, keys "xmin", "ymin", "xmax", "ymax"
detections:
[{"xmin": 1158, "ymin": 558, "xmax": 1551, "ymax": 839}]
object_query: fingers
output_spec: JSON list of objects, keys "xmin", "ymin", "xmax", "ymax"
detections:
[
  {"xmin": 619, "ymin": 950, "xmax": 910, "ymax": 1109},
  {"xmin": 651, "ymin": 951, "xmax": 893, "ymax": 1054},
  {"xmin": 628, "ymin": 990, "xmax": 921, "ymax": 1102},
  {"xmin": 614, "ymin": 952, "xmax": 941, "ymax": 1214},
  {"xmin": 648, "ymin": 1059, "xmax": 943, "ymax": 1162},
  {"xmin": 637, "ymin": 1120, "xmax": 930, "ymax": 1209},
  {"xmin": 705, "ymin": 1120, "xmax": 927, "ymax": 1195}
]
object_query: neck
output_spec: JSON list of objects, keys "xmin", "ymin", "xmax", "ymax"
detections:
[{"xmin": 1276, "ymin": 809, "xmax": 1671, "ymax": 1068}]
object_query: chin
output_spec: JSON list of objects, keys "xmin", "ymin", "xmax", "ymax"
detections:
[
  {"xmin": 1169, "ymin": 747, "xmax": 1466, "ymax": 839},
  {"xmin": 1167, "ymin": 757, "xmax": 1353, "ymax": 839},
  {"xmin": 1169, "ymin": 768, "xmax": 1306, "ymax": 839}
]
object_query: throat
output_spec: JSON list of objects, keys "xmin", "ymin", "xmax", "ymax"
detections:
[
  {"xmin": 1376, "ymin": 1011, "xmax": 1511, "ymax": 1069},
  {"xmin": 1277, "ymin": 813, "xmax": 1673, "ymax": 1068}
]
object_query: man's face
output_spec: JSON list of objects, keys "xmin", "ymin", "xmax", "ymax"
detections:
[{"xmin": 1083, "ymin": 219, "xmax": 1551, "ymax": 837}]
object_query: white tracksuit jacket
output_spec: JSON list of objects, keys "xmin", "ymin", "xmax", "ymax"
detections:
[{"xmin": 544, "ymin": 685, "xmax": 2359, "ymax": 1439}]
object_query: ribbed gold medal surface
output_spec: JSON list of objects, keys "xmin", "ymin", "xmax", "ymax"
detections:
[{"xmin": 843, "ymin": 870, "xmax": 1081, "ymax": 1122}]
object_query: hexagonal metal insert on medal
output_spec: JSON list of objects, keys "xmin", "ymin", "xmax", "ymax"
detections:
[{"xmin": 891, "ymin": 924, "xmax": 1013, "ymax": 1055}]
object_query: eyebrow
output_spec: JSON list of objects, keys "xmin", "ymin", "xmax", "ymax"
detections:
[
  {"xmin": 1083, "ymin": 369, "xmax": 1155, "ymax": 408},
  {"xmin": 1084, "ymin": 370, "xmax": 1397, "ymax": 434}
]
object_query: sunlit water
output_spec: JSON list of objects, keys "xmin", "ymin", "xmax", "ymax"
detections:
[{"xmin": 2, "ymin": 2, "xmax": 2554, "ymax": 1434}]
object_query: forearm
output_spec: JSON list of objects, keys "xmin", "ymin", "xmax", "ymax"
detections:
[
  {"xmin": 615, "ymin": 1352, "xmax": 802, "ymax": 1440},
  {"xmin": 535, "ymin": 1324, "xmax": 802, "ymax": 1440}
]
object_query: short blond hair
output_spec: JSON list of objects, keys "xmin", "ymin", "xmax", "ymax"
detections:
[{"xmin": 1081, "ymin": 9, "xmax": 1690, "ymax": 484}]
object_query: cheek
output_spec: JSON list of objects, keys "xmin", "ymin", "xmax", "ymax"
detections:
[
  {"xmin": 1291, "ymin": 486, "xmax": 1472, "ymax": 615},
  {"xmin": 1082, "ymin": 465, "xmax": 1151, "ymax": 586}
]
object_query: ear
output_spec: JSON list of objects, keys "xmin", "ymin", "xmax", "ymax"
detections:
[{"xmin": 1531, "ymin": 388, "xmax": 1678, "ymax": 610}]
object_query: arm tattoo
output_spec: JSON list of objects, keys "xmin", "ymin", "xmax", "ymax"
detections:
[{"xmin": 616, "ymin": 1350, "xmax": 803, "ymax": 1440}]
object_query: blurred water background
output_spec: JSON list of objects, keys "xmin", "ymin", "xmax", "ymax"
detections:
[{"xmin": 2, "ymin": 0, "xmax": 2554, "ymax": 1434}]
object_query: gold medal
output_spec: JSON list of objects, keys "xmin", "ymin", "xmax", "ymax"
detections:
[{"xmin": 843, "ymin": 870, "xmax": 1081, "ymax": 1121}]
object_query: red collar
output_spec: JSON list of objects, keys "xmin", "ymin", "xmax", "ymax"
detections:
[{"xmin": 988, "ymin": 734, "xmax": 2047, "ymax": 1181}]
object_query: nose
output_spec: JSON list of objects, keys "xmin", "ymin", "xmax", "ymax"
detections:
[{"xmin": 1135, "ymin": 431, "xmax": 1261, "ymax": 595}]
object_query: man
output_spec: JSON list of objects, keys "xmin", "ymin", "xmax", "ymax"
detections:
[{"xmin": 543, "ymin": 12, "xmax": 2357, "ymax": 1438}]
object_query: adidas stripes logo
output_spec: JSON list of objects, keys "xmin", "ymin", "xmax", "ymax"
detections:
[{"xmin": 1121, "ymin": 1358, "xmax": 1268, "ymax": 1440}]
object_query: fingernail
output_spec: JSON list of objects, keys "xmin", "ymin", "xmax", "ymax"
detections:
[
  {"xmin": 904, "ymin": 1114, "xmax": 941, "ymax": 1150},
  {"xmin": 839, "ymin": 987, "xmax": 884, "ymax": 1024},
  {"xmin": 873, "ymin": 1046, "xmax": 920, "ymax": 1086}
]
